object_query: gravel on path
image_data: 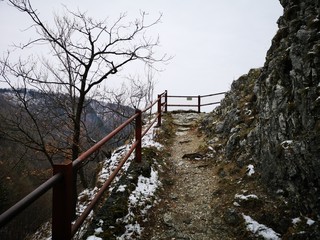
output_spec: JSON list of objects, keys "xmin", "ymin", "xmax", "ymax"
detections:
[{"xmin": 142, "ymin": 112, "xmax": 235, "ymax": 240}]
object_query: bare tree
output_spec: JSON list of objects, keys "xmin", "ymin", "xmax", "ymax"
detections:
[
  {"xmin": 0, "ymin": 0, "xmax": 168, "ymax": 215},
  {"xmin": 128, "ymin": 66, "xmax": 157, "ymax": 111},
  {"xmin": 101, "ymin": 66, "xmax": 157, "ymax": 111}
]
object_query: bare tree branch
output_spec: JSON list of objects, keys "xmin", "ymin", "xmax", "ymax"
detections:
[{"xmin": 1, "ymin": 0, "xmax": 170, "ymax": 212}]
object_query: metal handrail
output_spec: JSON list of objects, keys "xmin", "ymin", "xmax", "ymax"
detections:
[
  {"xmin": 200, "ymin": 91, "xmax": 227, "ymax": 98},
  {"xmin": 72, "ymin": 112, "xmax": 139, "ymax": 169},
  {"xmin": 0, "ymin": 91, "xmax": 167, "ymax": 240},
  {"xmin": 0, "ymin": 173, "xmax": 62, "ymax": 227},
  {"xmin": 71, "ymin": 139, "xmax": 140, "ymax": 235},
  {"xmin": 0, "ymin": 90, "xmax": 225, "ymax": 239},
  {"xmin": 166, "ymin": 91, "xmax": 226, "ymax": 112}
]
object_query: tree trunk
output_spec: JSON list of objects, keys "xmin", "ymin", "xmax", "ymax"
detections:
[{"xmin": 71, "ymin": 89, "xmax": 88, "ymax": 219}]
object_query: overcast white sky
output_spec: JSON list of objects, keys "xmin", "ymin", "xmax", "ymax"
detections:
[{"xmin": 0, "ymin": 0, "xmax": 282, "ymax": 104}]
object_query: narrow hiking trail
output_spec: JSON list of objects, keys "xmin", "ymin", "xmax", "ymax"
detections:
[{"xmin": 142, "ymin": 112, "xmax": 236, "ymax": 240}]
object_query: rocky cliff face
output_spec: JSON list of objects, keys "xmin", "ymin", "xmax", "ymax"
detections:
[
  {"xmin": 257, "ymin": 0, "xmax": 320, "ymax": 213},
  {"xmin": 203, "ymin": 0, "xmax": 320, "ymax": 216}
]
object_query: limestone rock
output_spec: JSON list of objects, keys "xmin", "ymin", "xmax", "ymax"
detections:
[{"xmin": 202, "ymin": 0, "xmax": 320, "ymax": 219}]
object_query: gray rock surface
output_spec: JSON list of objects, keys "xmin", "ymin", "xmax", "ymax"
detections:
[
  {"xmin": 202, "ymin": 0, "xmax": 320, "ymax": 221},
  {"xmin": 257, "ymin": 0, "xmax": 320, "ymax": 212}
]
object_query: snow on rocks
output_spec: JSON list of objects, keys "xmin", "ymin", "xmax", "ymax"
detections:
[
  {"xmin": 127, "ymin": 167, "xmax": 160, "ymax": 207},
  {"xmin": 235, "ymin": 193, "xmax": 258, "ymax": 201},
  {"xmin": 306, "ymin": 217, "xmax": 315, "ymax": 226},
  {"xmin": 233, "ymin": 194, "xmax": 262, "ymax": 212},
  {"xmin": 84, "ymin": 119, "xmax": 163, "ymax": 239},
  {"xmin": 246, "ymin": 164, "xmax": 255, "ymax": 176},
  {"xmin": 116, "ymin": 167, "xmax": 161, "ymax": 239},
  {"xmin": 86, "ymin": 236, "xmax": 103, "ymax": 240},
  {"xmin": 292, "ymin": 217, "xmax": 302, "ymax": 225},
  {"xmin": 243, "ymin": 214, "xmax": 281, "ymax": 240},
  {"xmin": 280, "ymin": 140, "xmax": 293, "ymax": 149},
  {"xmin": 141, "ymin": 127, "xmax": 163, "ymax": 150},
  {"xmin": 83, "ymin": 119, "xmax": 162, "ymax": 204},
  {"xmin": 292, "ymin": 216, "xmax": 316, "ymax": 226},
  {"xmin": 74, "ymin": 144, "xmax": 134, "ymax": 239},
  {"xmin": 116, "ymin": 185, "xmax": 127, "ymax": 193},
  {"xmin": 94, "ymin": 227, "xmax": 103, "ymax": 235}
]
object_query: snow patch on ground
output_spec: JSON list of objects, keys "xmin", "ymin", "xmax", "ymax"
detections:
[
  {"xmin": 247, "ymin": 164, "xmax": 255, "ymax": 176},
  {"xmin": 116, "ymin": 166, "xmax": 162, "ymax": 239},
  {"xmin": 292, "ymin": 216, "xmax": 316, "ymax": 226},
  {"xmin": 243, "ymin": 214, "xmax": 281, "ymax": 240},
  {"xmin": 306, "ymin": 217, "xmax": 315, "ymax": 226},
  {"xmin": 30, "ymin": 117, "xmax": 163, "ymax": 240},
  {"xmin": 233, "ymin": 201, "xmax": 240, "ymax": 207},
  {"xmin": 116, "ymin": 185, "xmax": 127, "ymax": 193},
  {"xmin": 235, "ymin": 193, "xmax": 258, "ymax": 201},
  {"xmin": 74, "ymin": 144, "xmax": 135, "ymax": 239},
  {"xmin": 85, "ymin": 120, "xmax": 163, "ymax": 239},
  {"xmin": 86, "ymin": 236, "xmax": 103, "ymax": 240},
  {"xmin": 292, "ymin": 217, "xmax": 301, "ymax": 225},
  {"xmin": 141, "ymin": 127, "xmax": 163, "ymax": 150}
]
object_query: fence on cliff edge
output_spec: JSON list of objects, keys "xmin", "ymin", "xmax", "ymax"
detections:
[{"xmin": 0, "ymin": 90, "xmax": 225, "ymax": 239}]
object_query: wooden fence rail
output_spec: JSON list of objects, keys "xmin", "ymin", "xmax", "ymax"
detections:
[{"xmin": 0, "ymin": 90, "xmax": 225, "ymax": 239}]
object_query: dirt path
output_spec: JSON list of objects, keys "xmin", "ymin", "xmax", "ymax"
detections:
[{"xmin": 142, "ymin": 112, "xmax": 235, "ymax": 240}]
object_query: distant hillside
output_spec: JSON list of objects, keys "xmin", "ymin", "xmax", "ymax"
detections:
[
  {"xmin": 0, "ymin": 88, "xmax": 134, "ymax": 239},
  {"xmin": 0, "ymin": 88, "xmax": 134, "ymax": 142},
  {"xmin": 0, "ymin": 87, "xmax": 135, "ymax": 172}
]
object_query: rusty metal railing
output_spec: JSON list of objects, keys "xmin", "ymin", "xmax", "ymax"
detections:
[
  {"xmin": 0, "ymin": 91, "xmax": 167, "ymax": 240},
  {"xmin": 0, "ymin": 90, "xmax": 225, "ymax": 239},
  {"xmin": 165, "ymin": 91, "xmax": 226, "ymax": 113}
]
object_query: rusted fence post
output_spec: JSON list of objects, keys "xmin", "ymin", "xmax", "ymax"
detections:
[
  {"xmin": 52, "ymin": 160, "xmax": 73, "ymax": 240},
  {"xmin": 198, "ymin": 95, "xmax": 201, "ymax": 113},
  {"xmin": 135, "ymin": 109, "xmax": 142, "ymax": 162},
  {"xmin": 164, "ymin": 90, "xmax": 168, "ymax": 113},
  {"xmin": 157, "ymin": 94, "xmax": 162, "ymax": 127}
]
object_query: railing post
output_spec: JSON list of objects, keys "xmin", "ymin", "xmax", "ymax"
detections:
[
  {"xmin": 135, "ymin": 109, "xmax": 142, "ymax": 162},
  {"xmin": 164, "ymin": 90, "xmax": 168, "ymax": 113},
  {"xmin": 52, "ymin": 160, "xmax": 73, "ymax": 240},
  {"xmin": 198, "ymin": 95, "xmax": 201, "ymax": 113},
  {"xmin": 157, "ymin": 94, "xmax": 162, "ymax": 127}
]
